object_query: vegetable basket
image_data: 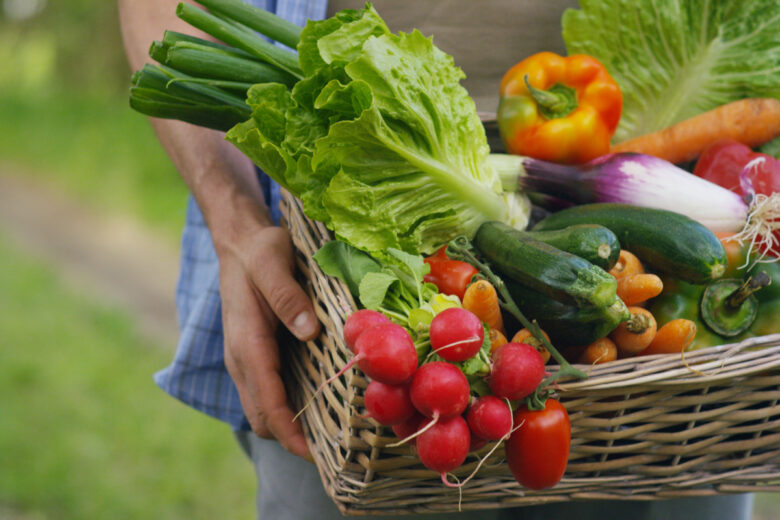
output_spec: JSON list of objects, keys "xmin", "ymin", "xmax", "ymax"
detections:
[{"xmin": 280, "ymin": 190, "xmax": 780, "ymax": 516}]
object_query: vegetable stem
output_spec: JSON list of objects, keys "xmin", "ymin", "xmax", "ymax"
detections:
[
  {"xmin": 194, "ymin": 0, "xmax": 302, "ymax": 49},
  {"xmin": 176, "ymin": 2, "xmax": 303, "ymax": 79},
  {"xmin": 726, "ymin": 272, "xmax": 770, "ymax": 309},
  {"xmin": 446, "ymin": 236, "xmax": 587, "ymax": 409}
]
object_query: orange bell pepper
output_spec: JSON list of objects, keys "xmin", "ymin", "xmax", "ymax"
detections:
[{"xmin": 497, "ymin": 52, "xmax": 622, "ymax": 164}]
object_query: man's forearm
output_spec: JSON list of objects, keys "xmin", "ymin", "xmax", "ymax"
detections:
[{"xmin": 117, "ymin": 0, "xmax": 272, "ymax": 246}]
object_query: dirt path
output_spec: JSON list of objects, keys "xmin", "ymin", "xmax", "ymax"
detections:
[{"xmin": 0, "ymin": 167, "xmax": 180, "ymax": 347}]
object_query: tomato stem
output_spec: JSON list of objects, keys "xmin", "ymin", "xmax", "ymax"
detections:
[{"xmin": 447, "ymin": 236, "xmax": 587, "ymax": 408}]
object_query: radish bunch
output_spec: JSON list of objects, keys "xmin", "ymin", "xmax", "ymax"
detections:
[{"xmin": 344, "ymin": 306, "xmax": 547, "ymax": 482}]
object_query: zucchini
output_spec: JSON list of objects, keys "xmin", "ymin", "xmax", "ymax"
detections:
[
  {"xmin": 505, "ymin": 279, "xmax": 630, "ymax": 347},
  {"xmin": 474, "ymin": 221, "xmax": 618, "ymax": 308},
  {"xmin": 533, "ymin": 203, "xmax": 728, "ymax": 284},
  {"xmin": 526, "ymin": 224, "xmax": 620, "ymax": 271}
]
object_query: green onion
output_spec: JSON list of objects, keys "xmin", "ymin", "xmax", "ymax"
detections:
[
  {"xmin": 161, "ymin": 41, "xmax": 297, "ymax": 87},
  {"xmin": 129, "ymin": 87, "xmax": 250, "ymax": 132},
  {"xmin": 176, "ymin": 2, "xmax": 303, "ymax": 79},
  {"xmin": 194, "ymin": 0, "xmax": 302, "ymax": 50}
]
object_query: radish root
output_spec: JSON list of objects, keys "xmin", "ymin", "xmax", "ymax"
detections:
[
  {"xmin": 734, "ymin": 192, "xmax": 780, "ymax": 263},
  {"xmin": 293, "ymin": 355, "xmax": 361, "ymax": 422},
  {"xmin": 440, "ymin": 402, "xmax": 524, "ymax": 495},
  {"xmin": 386, "ymin": 412, "xmax": 439, "ymax": 448}
]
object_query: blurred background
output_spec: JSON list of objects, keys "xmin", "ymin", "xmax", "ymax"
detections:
[
  {"xmin": 0, "ymin": 1, "xmax": 255, "ymax": 518},
  {"xmin": 0, "ymin": 1, "xmax": 776, "ymax": 519}
]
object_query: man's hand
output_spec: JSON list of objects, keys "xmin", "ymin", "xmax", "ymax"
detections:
[
  {"xmin": 118, "ymin": 0, "xmax": 321, "ymax": 459},
  {"xmin": 218, "ymin": 223, "xmax": 320, "ymax": 459}
]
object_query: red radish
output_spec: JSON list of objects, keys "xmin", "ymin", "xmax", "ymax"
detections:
[
  {"xmin": 416, "ymin": 415, "xmax": 471, "ymax": 475},
  {"xmin": 469, "ymin": 435, "xmax": 488, "ymax": 453},
  {"xmin": 364, "ymin": 381, "xmax": 415, "ymax": 426},
  {"xmin": 294, "ymin": 322, "xmax": 418, "ymax": 422},
  {"xmin": 354, "ymin": 322, "xmax": 418, "ymax": 385},
  {"xmin": 392, "ymin": 412, "xmax": 425, "ymax": 441},
  {"xmin": 429, "ymin": 307, "xmax": 484, "ymax": 362},
  {"xmin": 410, "ymin": 361, "xmax": 470, "ymax": 421},
  {"xmin": 466, "ymin": 395, "xmax": 512, "ymax": 440},
  {"xmin": 489, "ymin": 342, "xmax": 545, "ymax": 401},
  {"xmin": 343, "ymin": 309, "xmax": 391, "ymax": 352}
]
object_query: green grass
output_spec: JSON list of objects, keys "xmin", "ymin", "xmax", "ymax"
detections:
[
  {"xmin": 0, "ymin": 87, "xmax": 188, "ymax": 241},
  {"xmin": 0, "ymin": 233, "xmax": 255, "ymax": 519}
]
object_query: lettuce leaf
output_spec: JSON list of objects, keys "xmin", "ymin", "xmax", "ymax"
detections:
[
  {"xmin": 226, "ymin": 5, "xmax": 529, "ymax": 256},
  {"xmin": 563, "ymin": 0, "xmax": 780, "ymax": 142}
]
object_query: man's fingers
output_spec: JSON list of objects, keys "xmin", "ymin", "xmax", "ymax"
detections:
[
  {"xmin": 241, "ymin": 340, "xmax": 310, "ymax": 458},
  {"xmin": 251, "ymin": 228, "xmax": 320, "ymax": 342}
]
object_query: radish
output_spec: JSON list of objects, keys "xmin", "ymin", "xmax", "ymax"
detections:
[
  {"xmin": 416, "ymin": 415, "xmax": 471, "ymax": 477},
  {"xmin": 294, "ymin": 322, "xmax": 418, "ymax": 421},
  {"xmin": 410, "ymin": 361, "xmax": 470, "ymax": 421},
  {"xmin": 343, "ymin": 309, "xmax": 391, "ymax": 353},
  {"xmin": 429, "ymin": 307, "xmax": 484, "ymax": 362},
  {"xmin": 466, "ymin": 395, "xmax": 512, "ymax": 440},
  {"xmin": 364, "ymin": 381, "xmax": 415, "ymax": 426},
  {"xmin": 488, "ymin": 342, "xmax": 545, "ymax": 400},
  {"xmin": 353, "ymin": 322, "xmax": 419, "ymax": 385},
  {"xmin": 469, "ymin": 435, "xmax": 488, "ymax": 453},
  {"xmin": 392, "ymin": 412, "xmax": 425, "ymax": 442}
]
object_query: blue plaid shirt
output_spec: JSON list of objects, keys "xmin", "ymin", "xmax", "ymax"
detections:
[{"xmin": 154, "ymin": 0, "xmax": 327, "ymax": 431}]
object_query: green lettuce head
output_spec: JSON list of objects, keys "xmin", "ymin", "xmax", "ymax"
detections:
[{"xmin": 227, "ymin": 5, "xmax": 530, "ymax": 256}]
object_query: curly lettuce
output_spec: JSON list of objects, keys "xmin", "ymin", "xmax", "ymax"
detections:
[
  {"xmin": 227, "ymin": 5, "xmax": 529, "ymax": 256},
  {"xmin": 562, "ymin": 0, "xmax": 780, "ymax": 142}
]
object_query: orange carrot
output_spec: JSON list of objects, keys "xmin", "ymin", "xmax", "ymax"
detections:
[
  {"xmin": 609, "ymin": 307, "xmax": 657, "ymax": 355},
  {"xmin": 640, "ymin": 319, "xmax": 697, "ymax": 355},
  {"xmin": 462, "ymin": 279, "xmax": 504, "ymax": 334},
  {"xmin": 609, "ymin": 250, "xmax": 644, "ymax": 279},
  {"xmin": 578, "ymin": 337, "xmax": 618, "ymax": 365},
  {"xmin": 511, "ymin": 328, "xmax": 551, "ymax": 364},
  {"xmin": 488, "ymin": 328, "xmax": 508, "ymax": 355},
  {"xmin": 715, "ymin": 231, "xmax": 749, "ymax": 278},
  {"xmin": 610, "ymin": 98, "xmax": 780, "ymax": 164},
  {"xmin": 616, "ymin": 273, "xmax": 664, "ymax": 306}
]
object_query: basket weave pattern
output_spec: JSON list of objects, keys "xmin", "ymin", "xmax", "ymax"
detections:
[{"xmin": 281, "ymin": 190, "xmax": 780, "ymax": 516}]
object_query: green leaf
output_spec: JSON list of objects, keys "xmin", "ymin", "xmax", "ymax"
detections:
[
  {"xmin": 386, "ymin": 247, "xmax": 429, "ymax": 285},
  {"xmin": 359, "ymin": 271, "xmax": 399, "ymax": 310},
  {"xmin": 312, "ymin": 240, "xmax": 381, "ymax": 297},
  {"xmin": 563, "ymin": 0, "xmax": 780, "ymax": 142}
]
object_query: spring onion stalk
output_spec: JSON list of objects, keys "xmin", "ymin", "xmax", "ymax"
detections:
[
  {"xmin": 492, "ymin": 152, "xmax": 750, "ymax": 230},
  {"xmin": 175, "ymin": 2, "xmax": 303, "ymax": 79},
  {"xmin": 491, "ymin": 151, "xmax": 780, "ymax": 257},
  {"xmin": 155, "ymin": 41, "xmax": 298, "ymax": 87},
  {"xmin": 194, "ymin": 0, "xmax": 302, "ymax": 49},
  {"xmin": 130, "ymin": 64, "xmax": 251, "ymax": 131},
  {"xmin": 161, "ymin": 30, "xmax": 253, "ymax": 60}
]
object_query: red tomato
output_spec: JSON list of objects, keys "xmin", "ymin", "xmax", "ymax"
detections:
[
  {"xmin": 423, "ymin": 257, "xmax": 478, "ymax": 300},
  {"xmin": 693, "ymin": 139, "xmax": 780, "ymax": 196},
  {"xmin": 694, "ymin": 139, "xmax": 780, "ymax": 257},
  {"xmin": 506, "ymin": 399, "xmax": 570, "ymax": 490}
]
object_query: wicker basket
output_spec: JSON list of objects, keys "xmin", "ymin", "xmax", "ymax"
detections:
[{"xmin": 280, "ymin": 190, "xmax": 780, "ymax": 516}]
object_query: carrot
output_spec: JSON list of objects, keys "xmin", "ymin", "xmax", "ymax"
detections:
[
  {"xmin": 462, "ymin": 279, "xmax": 504, "ymax": 334},
  {"xmin": 577, "ymin": 337, "xmax": 617, "ymax": 365},
  {"xmin": 640, "ymin": 319, "xmax": 697, "ymax": 355},
  {"xmin": 609, "ymin": 250, "xmax": 644, "ymax": 279},
  {"xmin": 715, "ymin": 231, "xmax": 749, "ymax": 278},
  {"xmin": 616, "ymin": 273, "xmax": 664, "ymax": 306},
  {"xmin": 488, "ymin": 328, "xmax": 508, "ymax": 355},
  {"xmin": 610, "ymin": 98, "xmax": 780, "ymax": 164},
  {"xmin": 511, "ymin": 328, "xmax": 551, "ymax": 364},
  {"xmin": 609, "ymin": 306, "xmax": 657, "ymax": 355}
]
